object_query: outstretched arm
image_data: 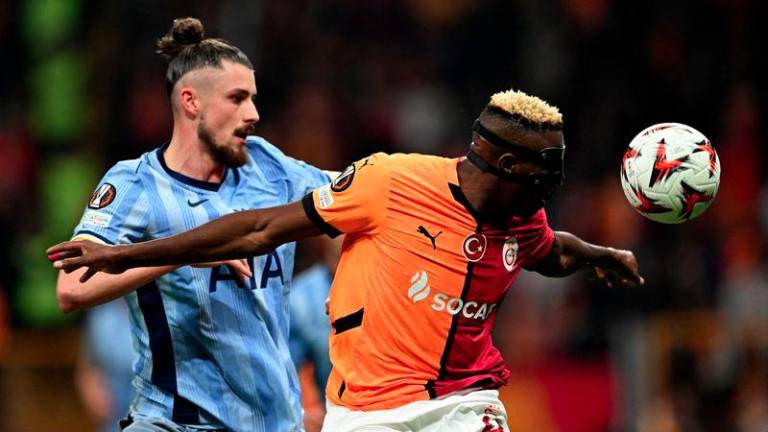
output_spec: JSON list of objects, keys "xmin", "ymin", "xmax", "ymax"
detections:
[
  {"xmin": 56, "ymin": 259, "xmax": 251, "ymax": 313},
  {"xmin": 49, "ymin": 201, "xmax": 322, "ymax": 282},
  {"xmin": 529, "ymin": 231, "xmax": 644, "ymax": 287}
]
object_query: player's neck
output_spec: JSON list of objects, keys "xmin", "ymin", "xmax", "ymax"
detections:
[
  {"xmin": 457, "ymin": 158, "xmax": 505, "ymax": 215},
  {"xmin": 165, "ymin": 129, "xmax": 227, "ymax": 184}
]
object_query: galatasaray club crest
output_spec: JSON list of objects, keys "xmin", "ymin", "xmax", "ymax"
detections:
[
  {"xmin": 462, "ymin": 233, "xmax": 487, "ymax": 262},
  {"xmin": 502, "ymin": 237, "xmax": 518, "ymax": 272}
]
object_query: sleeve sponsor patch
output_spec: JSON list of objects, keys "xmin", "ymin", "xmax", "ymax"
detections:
[
  {"xmin": 88, "ymin": 183, "xmax": 116, "ymax": 209},
  {"xmin": 331, "ymin": 164, "xmax": 355, "ymax": 192},
  {"xmin": 318, "ymin": 184, "xmax": 334, "ymax": 209},
  {"xmin": 81, "ymin": 210, "xmax": 114, "ymax": 228}
]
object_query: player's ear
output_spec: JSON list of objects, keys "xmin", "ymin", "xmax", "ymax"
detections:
[
  {"xmin": 178, "ymin": 87, "xmax": 200, "ymax": 116},
  {"xmin": 498, "ymin": 152, "xmax": 518, "ymax": 175}
]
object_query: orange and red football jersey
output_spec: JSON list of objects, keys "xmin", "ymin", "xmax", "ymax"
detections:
[{"xmin": 301, "ymin": 152, "xmax": 555, "ymax": 411}]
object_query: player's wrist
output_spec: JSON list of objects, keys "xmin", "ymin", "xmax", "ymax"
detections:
[
  {"xmin": 111, "ymin": 244, "xmax": 137, "ymax": 269},
  {"xmin": 584, "ymin": 245, "xmax": 616, "ymax": 268}
]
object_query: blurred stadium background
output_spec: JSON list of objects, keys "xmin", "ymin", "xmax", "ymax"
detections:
[{"xmin": 0, "ymin": 1, "xmax": 766, "ymax": 431}]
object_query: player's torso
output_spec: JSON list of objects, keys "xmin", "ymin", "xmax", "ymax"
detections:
[
  {"xmin": 139, "ymin": 147, "xmax": 293, "ymax": 331},
  {"xmin": 126, "ymin": 147, "xmax": 302, "ymax": 430},
  {"xmin": 328, "ymin": 154, "xmax": 551, "ymax": 410}
]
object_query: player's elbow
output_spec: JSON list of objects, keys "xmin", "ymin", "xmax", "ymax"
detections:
[
  {"xmin": 242, "ymin": 229, "xmax": 278, "ymax": 256},
  {"xmin": 56, "ymin": 280, "xmax": 86, "ymax": 313},
  {"xmin": 239, "ymin": 216, "xmax": 282, "ymax": 255},
  {"xmin": 237, "ymin": 205, "xmax": 307, "ymax": 256}
]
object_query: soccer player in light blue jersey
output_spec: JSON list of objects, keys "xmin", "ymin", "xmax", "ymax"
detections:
[
  {"xmin": 55, "ymin": 17, "xmax": 330, "ymax": 432},
  {"xmin": 288, "ymin": 236, "xmax": 341, "ymax": 430}
]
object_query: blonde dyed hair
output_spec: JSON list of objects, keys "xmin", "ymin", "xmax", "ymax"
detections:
[{"xmin": 488, "ymin": 89, "xmax": 563, "ymax": 130}]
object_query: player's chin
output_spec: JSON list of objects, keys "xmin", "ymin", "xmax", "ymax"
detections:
[
  {"xmin": 236, "ymin": 145, "xmax": 249, "ymax": 163},
  {"xmin": 216, "ymin": 142, "xmax": 248, "ymax": 168},
  {"xmin": 229, "ymin": 146, "xmax": 248, "ymax": 167}
]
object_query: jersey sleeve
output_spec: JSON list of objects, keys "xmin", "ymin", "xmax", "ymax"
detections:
[
  {"xmin": 72, "ymin": 162, "xmax": 150, "ymax": 245},
  {"xmin": 521, "ymin": 208, "xmax": 556, "ymax": 269},
  {"xmin": 301, "ymin": 153, "xmax": 390, "ymax": 238},
  {"xmin": 245, "ymin": 136, "xmax": 330, "ymax": 202},
  {"xmin": 284, "ymin": 157, "xmax": 331, "ymax": 202}
]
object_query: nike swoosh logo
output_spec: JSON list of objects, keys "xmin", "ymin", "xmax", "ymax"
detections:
[{"xmin": 187, "ymin": 198, "xmax": 209, "ymax": 207}]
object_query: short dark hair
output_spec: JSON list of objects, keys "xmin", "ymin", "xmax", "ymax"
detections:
[{"xmin": 156, "ymin": 17, "xmax": 253, "ymax": 96}]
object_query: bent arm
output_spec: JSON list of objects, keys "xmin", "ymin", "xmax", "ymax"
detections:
[
  {"xmin": 531, "ymin": 231, "xmax": 607, "ymax": 276},
  {"xmin": 529, "ymin": 231, "xmax": 643, "ymax": 286},
  {"xmin": 56, "ymin": 266, "xmax": 176, "ymax": 313}
]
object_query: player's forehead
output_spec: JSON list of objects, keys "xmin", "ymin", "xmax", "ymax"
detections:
[
  {"xmin": 484, "ymin": 117, "xmax": 564, "ymax": 151},
  {"xmin": 210, "ymin": 60, "xmax": 257, "ymax": 94}
]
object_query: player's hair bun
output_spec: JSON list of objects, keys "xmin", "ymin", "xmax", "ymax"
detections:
[{"xmin": 156, "ymin": 17, "xmax": 205, "ymax": 60}]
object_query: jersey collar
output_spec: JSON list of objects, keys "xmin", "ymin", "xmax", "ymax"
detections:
[{"xmin": 156, "ymin": 144, "xmax": 229, "ymax": 192}]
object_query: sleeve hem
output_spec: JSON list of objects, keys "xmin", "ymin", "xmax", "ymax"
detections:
[
  {"xmin": 522, "ymin": 229, "xmax": 557, "ymax": 270},
  {"xmin": 301, "ymin": 194, "xmax": 342, "ymax": 238},
  {"xmin": 72, "ymin": 230, "xmax": 115, "ymax": 245}
]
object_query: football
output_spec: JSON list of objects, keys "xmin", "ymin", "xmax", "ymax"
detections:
[{"xmin": 620, "ymin": 123, "xmax": 721, "ymax": 224}]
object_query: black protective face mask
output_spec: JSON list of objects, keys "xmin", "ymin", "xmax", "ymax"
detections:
[{"xmin": 470, "ymin": 120, "xmax": 565, "ymax": 189}]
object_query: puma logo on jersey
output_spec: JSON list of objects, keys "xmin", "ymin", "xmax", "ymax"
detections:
[
  {"xmin": 417, "ymin": 226, "xmax": 442, "ymax": 249},
  {"xmin": 358, "ymin": 158, "xmax": 374, "ymax": 170}
]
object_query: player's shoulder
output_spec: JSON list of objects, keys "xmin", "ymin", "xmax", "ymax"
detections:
[
  {"xmin": 244, "ymin": 135, "xmax": 295, "ymax": 176},
  {"xmin": 377, "ymin": 152, "xmax": 454, "ymax": 183},
  {"xmin": 86, "ymin": 153, "xmax": 154, "ymax": 211},
  {"xmin": 336, "ymin": 153, "xmax": 452, "ymax": 190},
  {"xmin": 246, "ymin": 134, "xmax": 277, "ymax": 151},
  {"xmin": 389, "ymin": 152, "xmax": 451, "ymax": 166},
  {"xmin": 519, "ymin": 208, "xmax": 550, "ymax": 228},
  {"xmin": 245, "ymin": 135, "xmax": 286, "ymax": 163},
  {"xmin": 100, "ymin": 152, "xmax": 154, "ymax": 185},
  {"xmin": 349, "ymin": 152, "xmax": 447, "ymax": 170}
]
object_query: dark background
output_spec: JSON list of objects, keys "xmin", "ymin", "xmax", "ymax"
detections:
[{"xmin": 0, "ymin": 1, "xmax": 766, "ymax": 430}]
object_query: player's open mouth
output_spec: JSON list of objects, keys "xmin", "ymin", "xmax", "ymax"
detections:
[
  {"xmin": 233, "ymin": 125, "xmax": 257, "ymax": 142},
  {"xmin": 233, "ymin": 131, "xmax": 248, "ymax": 143}
]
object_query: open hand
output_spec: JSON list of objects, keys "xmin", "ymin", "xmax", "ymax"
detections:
[
  {"xmin": 47, "ymin": 240, "xmax": 127, "ymax": 283},
  {"xmin": 594, "ymin": 248, "xmax": 645, "ymax": 288}
]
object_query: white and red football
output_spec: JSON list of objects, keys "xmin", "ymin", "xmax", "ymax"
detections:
[{"xmin": 620, "ymin": 123, "xmax": 720, "ymax": 224}]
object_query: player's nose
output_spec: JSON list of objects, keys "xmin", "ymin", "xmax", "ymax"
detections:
[{"xmin": 244, "ymin": 100, "xmax": 260, "ymax": 124}]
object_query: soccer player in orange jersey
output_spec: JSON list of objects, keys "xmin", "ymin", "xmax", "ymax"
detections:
[{"xmin": 49, "ymin": 89, "xmax": 644, "ymax": 431}]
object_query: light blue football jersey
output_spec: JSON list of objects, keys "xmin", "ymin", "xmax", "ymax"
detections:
[
  {"xmin": 288, "ymin": 264, "xmax": 333, "ymax": 401},
  {"xmin": 72, "ymin": 137, "xmax": 330, "ymax": 432}
]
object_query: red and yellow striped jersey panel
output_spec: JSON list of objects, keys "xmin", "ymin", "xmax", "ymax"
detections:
[{"xmin": 304, "ymin": 152, "xmax": 555, "ymax": 411}]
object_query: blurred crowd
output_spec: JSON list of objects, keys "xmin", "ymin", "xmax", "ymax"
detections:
[{"xmin": 1, "ymin": 0, "xmax": 767, "ymax": 431}]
